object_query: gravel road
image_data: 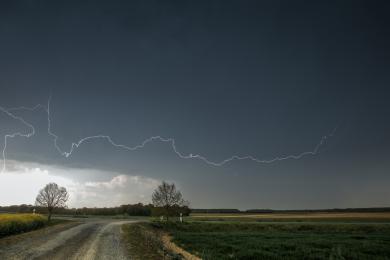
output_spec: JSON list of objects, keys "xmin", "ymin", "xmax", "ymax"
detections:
[{"xmin": 0, "ymin": 218, "xmax": 137, "ymax": 260}]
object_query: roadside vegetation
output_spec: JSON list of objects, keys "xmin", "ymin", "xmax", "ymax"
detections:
[
  {"xmin": 0, "ymin": 214, "xmax": 47, "ymax": 238},
  {"xmin": 122, "ymin": 223, "xmax": 183, "ymax": 260}
]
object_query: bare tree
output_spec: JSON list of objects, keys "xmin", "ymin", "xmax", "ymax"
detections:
[
  {"xmin": 152, "ymin": 181, "xmax": 187, "ymax": 221},
  {"xmin": 35, "ymin": 183, "xmax": 69, "ymax": 221}
]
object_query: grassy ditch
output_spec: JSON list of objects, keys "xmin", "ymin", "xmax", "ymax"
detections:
[{"xmin": 122, "ymin": 223, "xmax": 184, "ymax": 260}]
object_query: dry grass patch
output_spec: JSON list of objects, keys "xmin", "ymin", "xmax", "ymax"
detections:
[{"xmin": 191, "ymin": 212, "xmax": 390, "ymax": 222}]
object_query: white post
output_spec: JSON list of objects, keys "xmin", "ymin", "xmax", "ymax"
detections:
[
  {"xmin": 180, "ymin": 213, "xmax": 183, "ymax": 223},
  {"xmin": 33, "ymin": 208, "xmax": 36, "ymax": 215}
]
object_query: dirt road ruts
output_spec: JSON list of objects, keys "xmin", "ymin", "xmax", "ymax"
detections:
[{"xmin": 0, "ymin": 218, "xmax": 136, "ymax": 260}]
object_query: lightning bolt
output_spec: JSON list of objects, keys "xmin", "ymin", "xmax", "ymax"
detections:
[
  {"xmin": 0, "ymin": 97, "xmax": 337, "ymax": 173},
  {"xmin": 0, "ymin": 106, "xmax": 38, "ymax": 173}
]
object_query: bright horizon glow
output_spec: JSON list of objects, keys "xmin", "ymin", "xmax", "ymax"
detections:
[{"xmin": 0, "ymin": 160, "xmax": 160, "ymax": 208}]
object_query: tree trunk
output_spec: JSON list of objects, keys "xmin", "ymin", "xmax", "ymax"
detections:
[
  {"xmin": 48, "ymin": 209, "xmax": 52, "ymax": 222},
  {"xmin": 165, "ymin": 206, "xmax": 170, "ymax": 222}
]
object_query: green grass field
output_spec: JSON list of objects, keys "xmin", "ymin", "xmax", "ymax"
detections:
[
  {"xmin": 151, "ymin": 220, "xmax": 390, "ymax": 259},
  {"xmin": 0, "ymin": 213, "xmax": 47, "ymax": 238}
]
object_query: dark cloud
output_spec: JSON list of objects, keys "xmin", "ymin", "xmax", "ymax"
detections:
[{"xmin": 0, "ymin": 0, "xmax": 389, "ymax": 209}]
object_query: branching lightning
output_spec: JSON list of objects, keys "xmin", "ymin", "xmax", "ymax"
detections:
[
  {"xmin": 0, "ymin": 106, "xmax": 38, "ymax": 173},
  {"xmin": 0, "ymin": 97, "xmax": 337, "ymax": 173}
]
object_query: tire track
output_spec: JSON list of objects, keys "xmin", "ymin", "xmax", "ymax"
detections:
[{"xmin": 0, "ymin": 219, "xmax": 136, "ymax": 260}]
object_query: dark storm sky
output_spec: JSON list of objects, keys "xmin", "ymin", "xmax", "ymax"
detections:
[{"xmin": 0, "ymin": 0, "xmax": 389, "ymax": 209}]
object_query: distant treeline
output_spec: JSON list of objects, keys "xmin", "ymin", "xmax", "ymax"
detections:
[
  {"xmin": 192, "ymin": 209, "xmax": 241, "ymax": 214},
  {"xmin": 0, "ymin": 203, "xmax": 190, "ymax": 217},
  {"xmin": 192, "ymin": 207, "xmax": 390, "ymax": 214},
  {"xmin": 2, "ymin": 205, "xmax": 389, "ymax": 215}
]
